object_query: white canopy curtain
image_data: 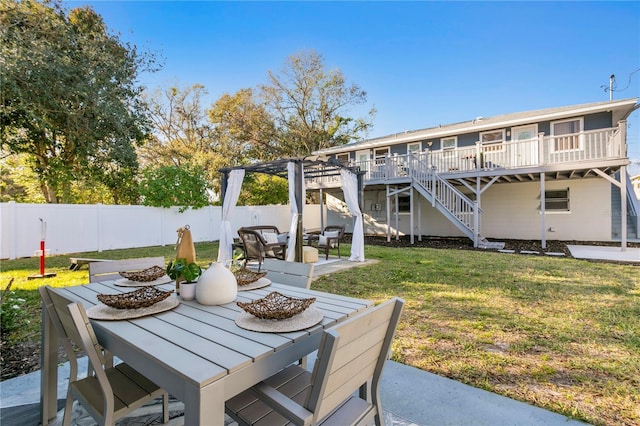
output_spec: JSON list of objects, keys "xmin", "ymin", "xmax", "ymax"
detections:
[
  {"xmin": 217, "ymin": 169, "xmax": 245, "ymax": 266},
  {"xmin": 286, "ymin": 162, "xmax": 302, "ymax": 261},
  {"xmin": 340, "ymin": 169, "xmax": 365, "ymax": 261}
]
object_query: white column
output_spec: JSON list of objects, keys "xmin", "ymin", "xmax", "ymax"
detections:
[
  {"xmin": 621, "ymin": 166, "xmax": 627, "ymax": 251},
  {"xmin": 540, "ymin": 174, "xmax": 546, "ymax": 250}
]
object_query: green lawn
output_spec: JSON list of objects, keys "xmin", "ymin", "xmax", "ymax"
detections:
[{"xmin": 1, "ymin": 243, "xmax": 638, "ymax": 425}]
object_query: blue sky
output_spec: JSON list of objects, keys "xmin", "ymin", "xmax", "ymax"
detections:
[{"xmin": 65, "ymin": 1, "xmax": 640, "ymax": 169}]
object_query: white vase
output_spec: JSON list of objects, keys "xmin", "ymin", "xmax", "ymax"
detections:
[{"xmin": 196, "ymin": 262, "xmax": 237, "ymax": 305}]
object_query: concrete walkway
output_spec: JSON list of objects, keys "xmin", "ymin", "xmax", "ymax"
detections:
[{"xmin": 0, "ymin": 355, "xmax": 585, "ymax": 426}]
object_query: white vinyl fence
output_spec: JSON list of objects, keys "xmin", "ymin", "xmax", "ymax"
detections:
[{"xmin": 0, "ymin": 202, "xmax": 322, "ymax": 260}]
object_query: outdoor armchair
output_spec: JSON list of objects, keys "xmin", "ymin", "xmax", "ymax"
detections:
[
  {"xmin": 313, "ymin": 224, "xmax": 345, "ymax": 260},
  {"xmin": 237, "ymin": 227, "xmax": 287, "ymax": 271}
]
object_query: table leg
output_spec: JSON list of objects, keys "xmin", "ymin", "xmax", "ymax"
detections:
[
  {"xmin": 40, "ymin": 301, "xmax": 59, "ymax": 426},
  {"xmin": 183, "ymin": 381, "xmax": 225, "ymax": 426}
]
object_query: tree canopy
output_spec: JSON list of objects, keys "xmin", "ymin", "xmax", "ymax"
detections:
[
  {"xmin": 1, "ymin": 1, "xmax": 374, "ymax": 208},
  {"xmin": 1, "ymin": 0, "xmax": 157, "ymax": 203},
  {"xmin": 261, "ymin": 50, "xmax": 375, "ymax": 156}
]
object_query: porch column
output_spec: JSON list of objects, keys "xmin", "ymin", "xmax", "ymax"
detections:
[
  {"xmin": 621, "ymin": 166, "xmax": 627, "ymax": 251},
  {"xmin": 410, "ymin": 186, "xmax": 414, "ymax": 244},
  {"xmin": 386, "ymin": 185, "xmax": 391, "ymax": 242},
  {"xmin": 540, "ymin": 173, "xmax": 546, "ymax": 250}
]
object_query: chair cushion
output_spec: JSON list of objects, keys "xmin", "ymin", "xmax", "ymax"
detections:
[
  {"xmin": 277, "ymin": 233, "xmax": 288, "ymax": 244},
  {"xmin": 319, "ymin": 235, "xmax": 337, "ymax": 248},
  {"xmin": 263, "ymin": 232, "xmax": 279, "ymax": 244}
]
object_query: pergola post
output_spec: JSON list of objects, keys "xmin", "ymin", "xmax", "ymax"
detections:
[
  {"xmin": 220, "ymin": 170, "xmax": 229, "ymax": 205},
  {"xmin": 295, "ymin": 161, "xmax": 304, "ymax": 262}
]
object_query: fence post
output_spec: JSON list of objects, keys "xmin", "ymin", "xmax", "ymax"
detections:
[{"xmin": 538, "ymin": 132, "xmax": 545, "ymax": 166}]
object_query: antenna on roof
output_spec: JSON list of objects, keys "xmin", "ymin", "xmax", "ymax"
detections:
[{"xmin": 609, "ymin": 74, "xmax": 615, "ymax": 101}]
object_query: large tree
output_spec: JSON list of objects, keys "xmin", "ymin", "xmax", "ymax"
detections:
[
  {"xmin": 260, "ymin": 49, "xmax": 375, "ymax": 157},
  {"xmin": 0, "ymin": 0, "xmax": 157, "ymax": 203}
]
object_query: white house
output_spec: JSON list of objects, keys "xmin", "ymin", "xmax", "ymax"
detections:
[{"xmin": 308, "ymin": 98, "xmax": 640, "ymax": 248}]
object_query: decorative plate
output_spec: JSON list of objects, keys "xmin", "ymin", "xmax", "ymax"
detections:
[
  {"xmin": 114, "ymin": 275, "xmax": 172, "ymax": 287},
  {"xmin": 119, "ymin": 265, "xmax": 166, "ymax": 282},
  {"xmin": 234, "ymin": 269, "xmax": 267, "ymax": 286},
  {"xmin": 237, "ymin": 291, "xmax": 315, "ymax": 320},
  {"xmin": 97, "ymin": 287, "xmax": 174, "ymax": 309},
  {"xmin": 87, "ymin": 297, "xmax": 179, "ymax": 320},
  {"xmin": 235, "ymin": 306, "xmax": 323, "ymax": 333},
  {"xmin": 237, "ymin": 277, "xmax": 271, "ymax": 291}
]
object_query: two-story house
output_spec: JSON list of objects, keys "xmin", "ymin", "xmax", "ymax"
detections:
[{"xmin": 308, "ymin": 98, "xmax": 640, "ymax": 248}]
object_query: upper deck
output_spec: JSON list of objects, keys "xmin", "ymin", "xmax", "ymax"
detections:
[{"xmin": 306, "ymin": 126, "xmax": 628, "ymax": 189}]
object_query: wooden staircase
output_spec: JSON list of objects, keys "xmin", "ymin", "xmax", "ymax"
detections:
[{"xmin": 408, "ymin": 157, "xmax": 504, "ymax": 249}]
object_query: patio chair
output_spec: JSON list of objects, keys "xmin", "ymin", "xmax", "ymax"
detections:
[
  {"xmin": 262, "ymin": 258, "xmax": 314, "ymax": 289},
  {"xmin": 88, "ymin": 256, "xmax": 165, "ymax": 283},
  {"xmin": 225, "ymin": 297, "xmax": 405, "ymax": 426},
  {"xmin": 237, "ymin": 227, "xmax": 287, "ymax": 271},
  {"xmin": 39, "ymin": 286, "xmax": 169, "ymax": 426},
  {"xmin": 314, "ymin": 224, "xmax": 345, "ymax": 260}
]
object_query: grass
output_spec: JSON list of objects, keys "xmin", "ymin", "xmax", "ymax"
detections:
[{"xmin": 1, "ymin": 243, "xmax": 639, "ymax": 425}]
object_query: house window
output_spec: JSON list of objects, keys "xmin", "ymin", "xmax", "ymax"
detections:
[
  {"xmin": 551, "ymin": 118, "xmax": 583, "ymax": 151},
  {"xmin": 543, "ymin": 189, "xmax": 570, "ymax": 211},
  {"xmin": 397, "ymin": 195, "xmax": 411, "ymax": 212},
  {"xmin": 480, "ymin": 130, "xmax": 505, "ymax": 152},
  {"xmin": 441, "ymin": 136, "xmax": 457, "ymax": 150},
  {"xmin": 374, "ymin": 147, "xmax": 389, "ymax": 159},
  {"xmin": 407, "ymin": 142, "xmax": 422, "ymax": 154},
  {"xmin": 336, "ymin": 153, "xmax": 349, "ymax": 165}
]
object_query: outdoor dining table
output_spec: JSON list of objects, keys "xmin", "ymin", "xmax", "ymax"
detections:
[{"xmin": 40, "ymin": 279, "xmax": 373, "ymax": 426}]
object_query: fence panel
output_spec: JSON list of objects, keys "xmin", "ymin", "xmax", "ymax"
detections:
[{"xmin": 1, "ymin": 202, "xmax": 322, "ymax": 259}]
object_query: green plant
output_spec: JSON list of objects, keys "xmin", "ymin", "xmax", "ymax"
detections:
[
  {"xmin": 1, "ymin": 279, "xmax": 27, "ymax": 341},
  {"xmin": 166, "ymin": 258, "xmax": 202, "ymax": 282}
]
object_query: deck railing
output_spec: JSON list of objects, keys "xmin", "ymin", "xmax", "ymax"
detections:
[{"xmin": 353, "ymin": 127, "xmax": 620, "ymax": 180}]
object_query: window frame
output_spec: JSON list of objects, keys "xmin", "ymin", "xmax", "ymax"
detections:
[
  {"xmin": 407, "ymin": 142, "xmax": 422, "ymax": 154},
  {"xmin": 397, "ymin": 195, "xmax": 411, "ymax": 213},
  {"xmin": 479, "ymin": 129, "xmax": 505, "ymax": 152},
  {"xmin": 441, "ymin": 136, "xmax": 457, "ymax": 151},
  {"xmin": 550, "ymin": 117, "xmax": 584, "ymax": 152},
  {"xmin": 542, "ymin": 188, "xmax": 570, "ymax": 212},
  {"xmin": 336, "ymin": 153, "xmax": 350, "ymax": 165}
]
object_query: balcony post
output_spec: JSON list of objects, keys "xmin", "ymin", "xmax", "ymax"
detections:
[
  {"xmin": 621, "ymin": 166, "xmax": 627, "ymax": 251},
  {"xmin": 473, "ymin": 200, "xmax": 479, "ymax": 247},
  {"xmin": 538, "ymin": 132, "xmax": 545, "ymax": 166},
  {"xmin": 618, "ymin": 120, "xmax": 627, "ymax": 158}
]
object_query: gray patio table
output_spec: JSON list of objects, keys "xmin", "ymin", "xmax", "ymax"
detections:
[{"xmin": 40, "ymin": 280, "xmax": 372, "ymax": 426}]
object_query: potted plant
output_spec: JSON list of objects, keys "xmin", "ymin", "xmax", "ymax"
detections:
[{"xmin": 166, "ymin": 258, "xmax": 202, "ymax": 300}]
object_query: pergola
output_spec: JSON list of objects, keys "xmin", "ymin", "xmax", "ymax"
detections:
[{"xmin": 218, "ymin": 156, "xmax": 365, "ymax": 263}]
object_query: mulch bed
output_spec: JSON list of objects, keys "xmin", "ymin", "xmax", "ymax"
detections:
[{"xmin": 2, "ymin": 236, "xmax": 637, "ymax": 382}]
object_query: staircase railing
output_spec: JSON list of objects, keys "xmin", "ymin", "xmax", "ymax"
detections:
[{"xmin": 408, "ymin": 152, "xmax": 478, "ymax": 243}]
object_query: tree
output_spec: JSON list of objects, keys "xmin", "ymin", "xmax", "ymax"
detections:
[
  {"xmin": 139, "ymin": 165, "xmax": 209, "ymax": 212},
  {"xmin": 208, "ymin": 88, "xmax": 278, "ymax": 163},
  {"xmin": 0, "ymin": 0, "xmax": 157, "ymax": 203},
  {"xmin": 139, "ymin": 84, "xmax": 215, "ymax": 168},
  {"xmin": 260, "ymin": 50, "xmax": 375, "ymax": 156}
]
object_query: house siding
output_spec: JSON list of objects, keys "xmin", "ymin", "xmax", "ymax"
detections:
[
  {"xmin": 479, "ymin": 178, "xmax": 611, "ymax": 241},
  {"xmin": 325, "ymin": 178, "xmax": 612, "ymax": 241}
]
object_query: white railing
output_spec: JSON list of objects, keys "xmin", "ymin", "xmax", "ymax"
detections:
[
  {"xmin": 354, "ymin": 127, "xmax": 620, "ymax": 179},
  {"xmin": 409, "ymin": 155, "xmax": 475, "ymax": 233}
]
